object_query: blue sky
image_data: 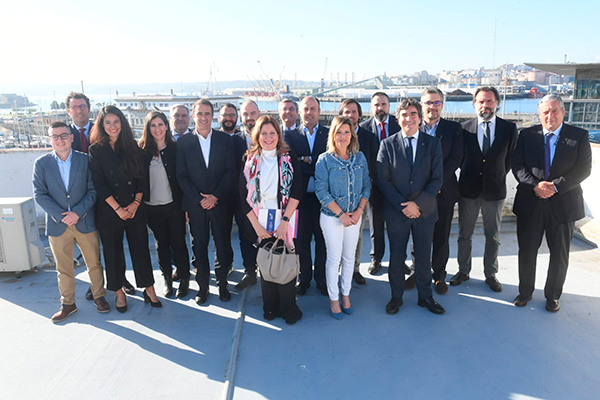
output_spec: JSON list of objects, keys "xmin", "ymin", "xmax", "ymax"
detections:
[{"xmin": 2, "ymin": 0, "xmax": 599, "ymax": 85}]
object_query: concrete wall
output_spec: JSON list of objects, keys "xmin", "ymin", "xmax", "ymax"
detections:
[{"xmin": 1, "ymin": 145, "xmax": 598, "ymax": 244}]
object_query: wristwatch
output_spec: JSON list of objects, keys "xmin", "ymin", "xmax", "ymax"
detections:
[{"xmin": 282, "ymin": 216, "xmax": 290, "ymax": 222}]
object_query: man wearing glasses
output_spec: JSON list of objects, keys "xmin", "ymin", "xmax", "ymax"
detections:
[
  {"xmin": 66, "ymin": 92, "xmax": 93, "ymax": 154},
  {"xmin": 33, "ymin": 122, "xmax": 110, "ymax": 322},
  {"xmin": 420, "ymin": 87, "xmax": 463, "ymax": 295}
]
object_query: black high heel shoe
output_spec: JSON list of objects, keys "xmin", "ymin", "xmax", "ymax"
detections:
[
  {"xmin": 116, "ymin": 293, "xmax": 127, "ymax": 314},
  {"xmin": 143, "ymin": 289, "xmax": 163, "ymax": 308}
]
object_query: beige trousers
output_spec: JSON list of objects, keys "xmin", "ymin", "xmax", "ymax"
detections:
[{"xmin": 49, "ymin": 226, "xmax": 105, "ymax": 305}]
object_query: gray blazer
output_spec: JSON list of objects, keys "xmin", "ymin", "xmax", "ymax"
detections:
[{"xmin": 33, "ymin": 150, "xmax": 97, "ymax": 237}]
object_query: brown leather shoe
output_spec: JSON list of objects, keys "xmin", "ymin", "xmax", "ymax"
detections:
[
  {"xmin": 93, "ymin": 296, "xmax": 111, "ymax": 313},
  {"xmin": 51, "ymin": 304, "xmax": 77, "ymax": 323}
]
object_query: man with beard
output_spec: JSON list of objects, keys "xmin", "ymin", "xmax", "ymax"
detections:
[
  {"xmin": 339, "ymin": 99, "xmax": 378, "ymax": 285},
  {"xmin": 239, "ymin": 99, "xmax": 260, "ymax": 147},
  {"xmin": 285, "ymin": 96, "xmax": 329, "ymax": 296},
  {"xmin": 359, "ymin": 92, "xmax": 400, "ymax": 276},
  {"xmin": 218, "ymin": 103, "xmax": 258, "ymax": 290},
  {"xmin": 170, "ymin": 104, "xmax": 192, "ymax": 141},
  {"xmin": 420, "ymin": 87, "xmax": 463, "ymax": 295},
  {"xmin": 512, "ymin": 94, "xmax": 591, "ymax": 312},
  {"xmin": 450, "ymin": 86, "xmax": 517, "ymax": 293},
  {"xmin": 279, "ymin": 99, "xmax": 298, "ymax": 135}
]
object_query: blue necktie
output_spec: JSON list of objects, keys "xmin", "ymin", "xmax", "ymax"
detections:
[
  {"xmin": 406, "ymin": 137, "xmax": 414, "ymax": 170},
  {"xmin": 544, "ymin": 132, "xmax": 554, "ymax": 180},
  {"xmin": 483, "ymin": 121, "xmax": 490, "ymax": 154}
]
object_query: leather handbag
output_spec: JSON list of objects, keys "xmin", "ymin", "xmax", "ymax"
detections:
[{"xmin": 257, "ymin": 238, "xmax": 299, "ymax": 285}]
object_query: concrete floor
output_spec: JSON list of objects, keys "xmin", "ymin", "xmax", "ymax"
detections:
[{"xmin": 1, "ymin": 221, "xmax": 599, "ymax": 400}]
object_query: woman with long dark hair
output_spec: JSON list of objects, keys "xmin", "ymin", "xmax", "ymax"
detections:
[
  {"xmin": 139, "ymin": 111, "xmax": 190, "ymax": 299},
  {"xmin": 240, "ymin": 116, "xmax": 304, "ymax": 325},
  {"xmin": 89, "ymin": 105, "xmax": 161, "ymax": 312}
]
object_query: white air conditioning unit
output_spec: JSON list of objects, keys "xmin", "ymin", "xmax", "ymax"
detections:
[{"xmin": 0, "ymin": 197, "xmax": 45, "ymax": 274}]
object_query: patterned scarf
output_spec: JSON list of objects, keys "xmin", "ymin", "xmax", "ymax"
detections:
[{"xmin": 243, "ymin": 151, "xmax": 295, "ymax": 245}]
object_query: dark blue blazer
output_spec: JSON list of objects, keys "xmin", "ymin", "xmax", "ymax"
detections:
[
  {"xmin": 421, "ymin": 118, "xmax": 464, "ymax": 203},
  {"xmin": 359, "ymin": 115, "xmax": 401, "ymax": 141},
  {"xmin": 70, "ymin": 122, "xmax": 93, "ymax": 153},
  {"xmin": 176, "ymin": 129, "xmax": 235, "ymax": 211},
  {"xmin": 33, "ymin": 150, "xmax": 97, "ymax": 236},
  {"xmin": 459, "ymin": 117, "xmax": 517, "ymax": 201},
  {"xmin": 284, "ymin": 123, "xmax": 329, "ymax": 192},
  {"xmin": 512, "ymin": 123, "xmax": 592, "ymax": 223},
  {"xmin": 377, "ymin": 132, "xmax": 443, "ymax": 223}
]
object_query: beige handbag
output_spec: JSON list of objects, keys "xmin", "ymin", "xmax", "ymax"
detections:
[{"xmin": 257, "ymin": 238, "xmax": 299, "ymax": 285}]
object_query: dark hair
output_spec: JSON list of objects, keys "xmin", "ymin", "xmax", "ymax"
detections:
[
  {"xmin": 90, "ymin": 105, "xmax": 144, "ymax": 178},
  {"xmin": 139, "ymin": 111, "xmax": 174, "ymax": 157},
  {"xmin": 338, "ymin": 98, "xmax": 363, "ymax": 118},
  {"xmin": 279, "ymin": 99, "xmax": 298, "ymax": 111},
  {"xmin": 371, "ymin": 92, "xmax": 390, "ymax": 102},
  {"xmin": 192, "ymin": 99, "xmax": 214, "ymax": 114},
  {"xmin": 473, "ymin": 86, "xmax": 501, "ymax": 105},
  {"xmin": 248, "ymin": 115, "xmax": 289, "ymax": 156},
  {"xmin": 65, "ymin": 91, "xmax": 90, "ymax": 109},
  {"xmin": 395, "ymin": 98, "xmax": 423, "ymax": 122},
  {"xmin": 50, "ymin": 121, "xmax": 69, "ymax": 130},
  {"xmin": 421, "ymin": 87, "xmax": 445, "ymax": 102},
  {"xmin": 219, "ymin": 102, "xmax": 238, "ymax": 115}
]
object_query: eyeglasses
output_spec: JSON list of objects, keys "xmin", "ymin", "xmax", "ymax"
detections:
[
  {"xmin": 423, "ymin": 101, "xmax": 442, "ymax": 107},
  {"xmin": 69, "ymin": 104, "xmax": 88, "ymax": 111},
  {"xmin": 50, "ymin": 133, "xmax": 71, "ymax": 141}
]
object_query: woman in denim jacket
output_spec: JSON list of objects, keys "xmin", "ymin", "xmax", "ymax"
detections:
[{"xmin": 315, "ymin": 116, "xmax": 371, "ymax": 319}]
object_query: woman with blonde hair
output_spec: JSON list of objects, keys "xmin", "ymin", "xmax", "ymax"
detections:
[{"xmin": 315, "ymin": 116, "xmax": 370, "ymax": 319}]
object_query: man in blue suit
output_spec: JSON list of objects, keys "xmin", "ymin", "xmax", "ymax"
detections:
[
  {"xmin": 377, "ymin": 98, "xmax": 445, "ymax": 315},
  {"xmin": 33, "ymin": 122, "xmax": 109, "ymax": 323}
]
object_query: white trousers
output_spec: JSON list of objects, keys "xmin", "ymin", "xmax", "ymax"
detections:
[{"xmin": 320, "ymin": 213, "xmax": 362, "ymax": 301}]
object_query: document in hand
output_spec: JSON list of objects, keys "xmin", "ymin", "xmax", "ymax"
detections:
[{"xmin": 258, "ymin": 209, "xmax": 298, "ymax": 238}]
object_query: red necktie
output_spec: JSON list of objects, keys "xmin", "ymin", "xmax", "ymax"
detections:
[
  {"xmin": 79, "ymin": 128, "xmax": 88, "ymax": 153},
  {"xmin": 380, "ymin": 122, "xmax": 387, "ymax": 142}
]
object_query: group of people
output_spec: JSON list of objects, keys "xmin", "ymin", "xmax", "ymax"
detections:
[{"xmin": 33, "ymin": 86, "xmax": 592, "ymax": 324}]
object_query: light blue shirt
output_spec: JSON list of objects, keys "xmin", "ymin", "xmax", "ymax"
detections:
[
  {"xmin": 402, "ymin": 131, "xmax": 419, "ymax": 162},
  {"xmin": 54, "ymin": 150, "xmax": 73, "ymax": 191},
  {"xmin": 422, "ymin": 120, "xmax": 440, "ymax": 137},
  {"xmin": 477, "ymin": 115, "xmax": 496, "ymax": 151},
  {"xmin": 304, "ymin": 124, "xmax": 319, "ymax": 192},
  {"xmin": 376, "ymin": 115, "xmax": 390, "ymax": 142},
  {"xmin": 73, "ymin": 121, "xmax": 91, "ymax": 141},
  {"xmin": 543, "ymin": 123, "xmax": 562, "ymax": 165}
]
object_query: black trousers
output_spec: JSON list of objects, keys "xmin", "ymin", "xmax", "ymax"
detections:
[
  {"xmin": 431, "ymin": 196, "xmax": 456, "ymax": 281},
  {"xmin": 147, "ymin": 202, "xmax": 190, "ymax": 281},
  {"xmin": 296, "ymin": 192, "xmax": 326, "ymax": 288},
  {"xmin": 98, "ymin": 207, "xmax": 154, "ymax": 292},
  {"xmin": 260, "ymin": 277, "xmax": 302, "ymax": 323},
  {"xmin": 517, "ymin": 200, "xmax": 574, "ymax": 300},
  {"xmin": 367, "ymin": 191, "xmax": 386, "ymax": 263},
  {"xmin": 386, "ymin": 217, "xmax": 435, "ymax": 300},
  {"xmin": 187, "ymin": 204, "xmax": 233, "ymax": 290},
  {"xmin": 216, "ymin": 196, "xmax": 258, "ymax": 275}
]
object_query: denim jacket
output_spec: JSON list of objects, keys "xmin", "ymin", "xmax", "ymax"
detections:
[{"xmin": 315, "ymin": 151, "xmax": 371, "ymax": 217}]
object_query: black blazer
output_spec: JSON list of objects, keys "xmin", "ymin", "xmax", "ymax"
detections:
[
  {"xmin": 176, "ymin": 129, "xmax": 235, "ymax": 212},
  {"xmin": 377, "ymin": 132, "xmax": 443, "ymax": 223},
  {"xmin": 459, "ymin": 117, "xmax": 518, "ymax": 201},
  {"xmin": 71, "ymin": 122, "xmax": 94, "ymax": 153},
  {"xmin": 512, "ymin": 123, "xmax": 592, "ymax": 223},
  {"xmin": 142, "ymin": 141, "xmax": 183, "ymax": 207},
  {"xmin": 284, "ymin": 123, "xmax": 329, "ymax": 192},
  {"xmin": 357, "ymin": 126, "xmax": 379, "ymax": 193},
  {"xmin": 88, "ymin": 142, "xmax": 147, "ymax": 225},
  {"xmin": 359, "ymin": 115, "xmax": 401, "ymax": 141},
  {"xmin": 421, "ymin": 118, "xmax": 464, "ymax": 203}
]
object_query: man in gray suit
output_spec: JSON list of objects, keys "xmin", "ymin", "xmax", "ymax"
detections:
[
  {"xmin": 33, "ymin": 122, "xmax": 109, "ymax": 322},
  {"xmin": 377, "ymin": 98, "xmax": 445, "ymax": 315}
]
